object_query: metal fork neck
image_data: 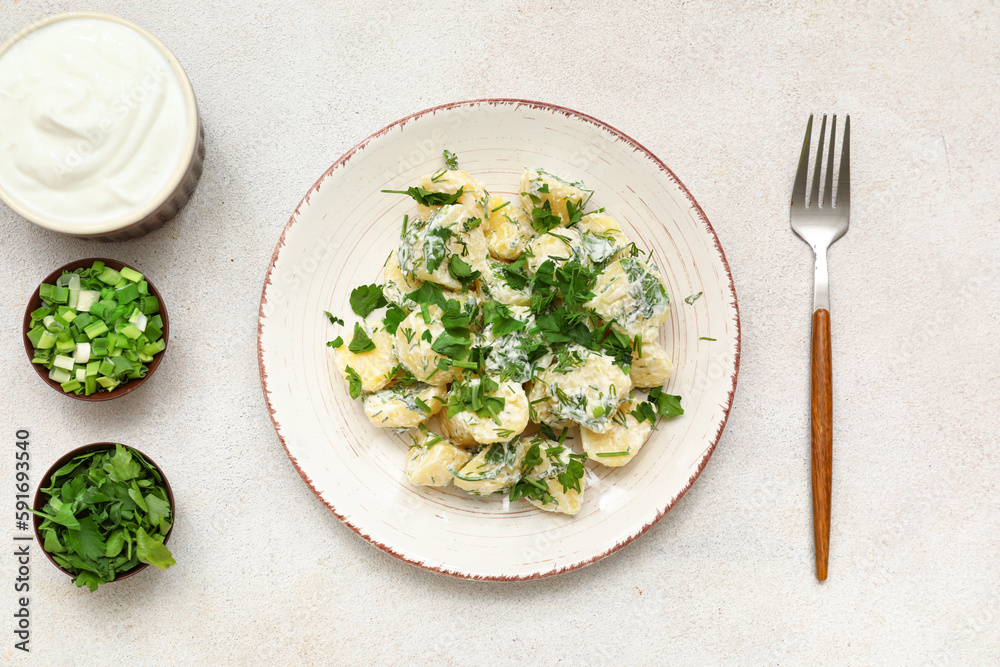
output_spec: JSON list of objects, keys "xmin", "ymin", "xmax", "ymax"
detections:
[{"xmin": 813, "ymin": 246, "xmax": 830, "ymax": 312}]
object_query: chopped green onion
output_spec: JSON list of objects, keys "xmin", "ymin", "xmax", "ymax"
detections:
[
  {"xmin": 49, "ymin": 367, "xmax": 71, "ymax": 384},
  {"xmin": 119, "ymin": 266, "xmax": 143, "ymax": 282},
  {"xmin": 97, "ymin": 267, "xmax": 121, "ymax": 284},
  {"xmin": 84, "ymin": 320, "xmax": 109, "ymax": 339},
  {"xmin": 115, "ymin": 283, "xmax": 140, "ymax": 304},
  {"xmin": 27, "ymin": 264, "xmax": 166, "ymax": 395},
  {"xmin": 53, "ymin": 355, "xmax": 75, "ymax": 371}
]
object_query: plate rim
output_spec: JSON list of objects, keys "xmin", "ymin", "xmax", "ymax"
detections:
[{"xmin": 258, "ymin": 98, "xmax": 742, "ymax": 581}]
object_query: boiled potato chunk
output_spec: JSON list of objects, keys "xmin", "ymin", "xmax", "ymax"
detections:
[
  {"xmin": 519, "ymin": 168, "xmax": 593, "ymax": 227},
  {"xmin": 528, "ymin": 344, "xmax": 631, "ymax": 433},
  {"xmin": 406, "ymin": 430, "xmax": 472, "ymax": 487},
  {"xmin": 362, "ymin": 383, "xmax": 446, "ymax": 428},
  {"xmin": 383, "ymin": 250, "xmax": 421, "ymax": 305},
  {"xmin": 581, "ymin": 399, "xmax": 653, "ymax": 467},
  {"xmin": 438, "ymin": 409, "xmax": 477, "ymax": 447},
  {"xmin": 333, "ymin": 317, "xmax": 397, "ymax": 394},
  {"xmin": 630, "ymin": 340, "xmax": 674, "ymax": 388},
  {"xmin": 578, "ymin": 211, "xmax": 623, "ymax": 236},
  {"xmin": 586, "ymin": 256, "xmax": 671, "ymax": 337},
  {"xmin": 520, "ymin": 438, "xmax": 584, "ymax": 515},
  {"xmin": 445, "ymin": 379, "xmax": 529, "ymax": 445},
  {"xmin": 394, "ymin": 308, "xmax": 462, "ymax": 385},
  {"xmin": 483, "ymin": 196, "xmax": 536, "ymax": 260},
  {"xmin": 525, "ymin": 228, "xmax": 583, "ymax": 274},
  {"xmin": 480, "ymin": 259, "xmax": 532, "ymax": 308},
  {"xmin": 452, "ymin": 438, "xmax": 528, "ymax": 495},
  {"xmin": 416, "ymin": 169, "xmax": 491, "ymax": 221},
  {"xmin": 397, "ymin": 204, "xmax": 488, "ymax": 290}
]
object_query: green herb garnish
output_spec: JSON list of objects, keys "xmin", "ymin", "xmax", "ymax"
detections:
[
  {"xmin": 344, "ymin": 365, "xmax": 363, "ymax": 399},
  {"xmin": 446, "ymin": 377, "xmax": 506, "ymax": 421},
  {"xmin": 565, "ymin": 199, "xmax": 584, "ymax": 227},
  {"xmin": 482, "ymin": 302, "xmax": 526, "ymax": 337},
  {"xmin": 649, "ymin": 386, "xmax": 683, "ymax": 417},
  {"xmin": 383, "ymin": 303, "xmax": 406, "ymax": 335},
  {"xmin": 448, "ymin": 255, "xmax": 482, "ymax": 286},
  {"xmin": 348, "ymin": 323, "xmax": 376, "ymax": 353},
  {"xmin": 443, "ymin": 149, "xmax": 459, "ymax": 170},
  {"xmin": 631, "ymin": 385, "xmax": 684, "ymax": 425},
  {"xmin": 530, "ymin": 201, "xmax": 562, "ymax": 234},
  {"xmin": 31, "ymin": 444, "xmax": 175, "ymax": 592},
  {"xmin": 382, "ymin": 186, "xmax": 464, "ymax": 207},
  {"xmin": 556, "ymin": 457, "xmax": 585, "ymax": 494},
  {"xmin": 349, "ymin": 284, "xmax": 387, "ymax": 317}
]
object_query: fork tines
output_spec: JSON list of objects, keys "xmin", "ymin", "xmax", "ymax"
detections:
[{"xmin": 792, "ymin": 114, "xmax": 850, "ymax": 210}]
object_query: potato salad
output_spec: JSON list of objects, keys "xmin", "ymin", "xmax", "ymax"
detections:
[{"xmin": 326, "ymin": 150, "xmax": 683, "ymax": 516}]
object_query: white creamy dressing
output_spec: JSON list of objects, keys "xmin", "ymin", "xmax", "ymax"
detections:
[{"xmin": 0, "ymin": 17, "xmax": 189, "ymax": 224}]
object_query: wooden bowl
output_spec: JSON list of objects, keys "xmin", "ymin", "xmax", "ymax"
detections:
[
  {"xmin": 32, "ymin": 442, "xmax": 176, "ymax": 584},
  {"xmin": 22, "ymin": 258, "xmax": 170, "ymax": 401}
]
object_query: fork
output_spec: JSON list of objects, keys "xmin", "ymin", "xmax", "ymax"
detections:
[{"xmin": 790, "ymin": 114, "xmax": 850, "ymax": 582}]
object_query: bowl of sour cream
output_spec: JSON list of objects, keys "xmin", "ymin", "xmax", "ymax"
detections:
[{"xmin": 0, "ymin": 13, "xmax": 204, "ymax": 240}]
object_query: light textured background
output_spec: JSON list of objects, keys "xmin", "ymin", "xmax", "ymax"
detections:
[{"xmin": 1, "ymin": 1, "xmax": 998, "ymax": 664}]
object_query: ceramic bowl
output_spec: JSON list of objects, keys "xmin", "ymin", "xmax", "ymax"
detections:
[
  {"xmin": 23, "ymin": 258, "xmax": 169, "ymax": 401},
  {"xmin": 0, "ymin": 12, "xmax": 204, "ymax": 240},
  {"xmin": 258, "ymin": 99, "xmax": 740, "ymax": 579},
  {"xmin": 32, "ymin": 442, "xmax": 175, "ymax": 584}
]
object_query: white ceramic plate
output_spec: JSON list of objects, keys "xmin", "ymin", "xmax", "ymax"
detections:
[{"xmin": 258, "ymin": 99, "xmax": 740, "ymax": 580}]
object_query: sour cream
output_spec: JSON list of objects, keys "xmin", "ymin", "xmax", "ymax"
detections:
[{"xmin": 0, "ymin": 15, "xmax": 192, "ymax": 225}]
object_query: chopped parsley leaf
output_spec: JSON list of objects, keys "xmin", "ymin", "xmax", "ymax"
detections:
[
  {"xmin": 381, "ymin": 186, "xmax": 465, "ymax": 207},
  {"xmin": 556, "ymin": 458, "xmax": 585, "ymax": 494},
  {"xmin": 565, "ymin": 199, "xmax": 584, "ymax": 227},
  {"xmin": 349, "ymin": 284, "xmax": 387, "ymax": 317},
  {"xmin": 406, "ymin": 282, "xmax": 448, "ymax": 309},
  {"xmin": 348, "ymin": 323, "xmax": 376, "ymax": 353},
  {"xmin": 383, "ymin": 303, "xmax": 406, "ymax": 335},
  {"xmin": 483, "ymin": 302, "xmax": 526, "ymax": 337},
  {"xmin": 344, "ymin": 365, "xmax": 362, "ymax": 399},
  {"xmin": 649, "ymin": 386, "xmax": 684, "ymax": 417},
  {"xmin": 448, "ymin": 254, "xmax": 482, "ymax": 286},
  {"xmin": 530, "ymin": 200, "xmax": 562, "ymax": 234}
]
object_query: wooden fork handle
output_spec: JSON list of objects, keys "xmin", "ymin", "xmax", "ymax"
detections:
[{"xmin": 811, "ymin": 308, "xmax": 832, "ymax": 581}]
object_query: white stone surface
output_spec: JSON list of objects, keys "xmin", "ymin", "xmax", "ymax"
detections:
[{"xmin": 1, "ymin": 1, "xmax": 997, "ymax": 664}]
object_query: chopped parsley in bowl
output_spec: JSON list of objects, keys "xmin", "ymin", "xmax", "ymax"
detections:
[{"xmin": 31, "ymin": 442, "xmax": 176, "ymax": 591}]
